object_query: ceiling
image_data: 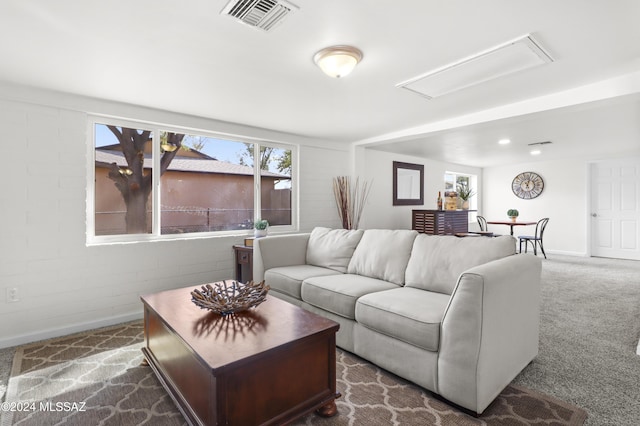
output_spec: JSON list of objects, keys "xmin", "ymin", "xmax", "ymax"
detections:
[
  {"xmin": 1, "ymin": 0, "xmax": 639, "ymax": 167},
  {"xmin": 370, "ymin": 93, "xmax": 640, "ymax": 167}
]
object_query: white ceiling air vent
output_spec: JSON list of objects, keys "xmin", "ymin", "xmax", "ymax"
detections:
[
  {"xmin": 221, "ymin": 0, "xmax": 298, "ymax": 32},
  {"xmin": 397, "ymin": 34, "xmax": 554, "ymax": 99}
]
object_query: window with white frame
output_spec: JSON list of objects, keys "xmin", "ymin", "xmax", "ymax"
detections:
[
  {"xmin": 444, "ymin": 171, "xmax": 478, "ymax": 218},
  {"xmin": 88, "ymin": 118, "xmax": 295, "ymax": 243}
]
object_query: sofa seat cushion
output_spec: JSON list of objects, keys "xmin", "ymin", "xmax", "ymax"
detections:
[
  {"xmin": 405, "ymin": 235, "xmax": 516, "ymax": 295},
  {"xmin": 355, "ymin": 287, "xmax": 450, "ymax": 351},
  {"xmin": 306, "ymin": 227, "xmax": 364, "ymax": 273},
  {"xmin": 265, "ymin": 265, "xmax": 342, "ymax": 299},
  {"xmin": 301, "ymin": 274, "xmax": 397, "ymax": 320},
  {"xmin": 347, "ymin": 229, "xmax": 418, "ymax": 285}
]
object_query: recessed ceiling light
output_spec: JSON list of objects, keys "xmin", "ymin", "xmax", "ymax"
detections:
[
  {"xmin": 498, "ymin": 139, "xmax": 511, "ymax": 145},
  {"xmin": 530, "ymin": 149, "xmax": 542, "ymax": 156}
]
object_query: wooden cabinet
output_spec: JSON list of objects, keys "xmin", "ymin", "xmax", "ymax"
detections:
[
  {"xmin": 412, "ymin": 210, "xmax": 475, "ymax": 235},
  {"xmin": 233, "ymin": 245, "xmax": 253, "ymax": 283}
]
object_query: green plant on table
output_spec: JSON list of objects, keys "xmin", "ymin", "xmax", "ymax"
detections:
[{"xmin": 507, "ymin": 209, "xmax": 519, "ymax": 218}]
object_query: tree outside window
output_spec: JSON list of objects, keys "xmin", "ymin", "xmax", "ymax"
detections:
[{"xmin": 92, "ymin": 121, "xmax": 293, "ymax": 240}]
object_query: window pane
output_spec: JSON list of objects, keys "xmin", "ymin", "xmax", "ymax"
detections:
[
  {"xmin": 260, "ymin": 147, "xmax": 292, "ymax": 226},
  {"xmin": 94, "ymin": 124, "xmax": 153, "ymax": 235},
  {"xmin": 444, "ymin": 173, "xmax": 455, "ymax": 192},
  {"xmin": 159, "ymin": 133, "xmax": 255, "ymax": 234},
  {"xmin": 444, "ymin": 172, "xmax": 478, "ymax": 215},
  {"xmin": 456, "ymin": 175, "xmax": 470, "ymax": 187}
]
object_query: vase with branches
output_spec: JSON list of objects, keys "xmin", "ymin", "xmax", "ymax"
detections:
[{"xmin": 332, "ymin": 176, "xmax": 371, "ymax": 230}]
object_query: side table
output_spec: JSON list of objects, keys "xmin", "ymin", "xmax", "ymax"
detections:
[{"xmin": 233, "ymin": 244, "xmax": 253, "ymax": 283}]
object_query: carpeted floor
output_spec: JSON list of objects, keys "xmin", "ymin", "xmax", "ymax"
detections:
[
  {"xmin": 510, "ymin": 254, "xmax": 640, "ymax": 425},
  {"xmin": 1, "ymin": 322, "xmax": 585, "ymax": 426},
  {"xmin": 0, "ymin": 254, "xmax": 638, "ymax": 425}
]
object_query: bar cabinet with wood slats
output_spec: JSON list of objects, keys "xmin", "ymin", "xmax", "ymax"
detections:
[{"xmin": 412, "ymin": 210, "xmax": 476, "ymax": 235}]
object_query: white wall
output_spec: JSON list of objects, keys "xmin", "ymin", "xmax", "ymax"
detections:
[
  {"xmin": 359, "ymin": 149, "xmax": 482, "ymax": 229},
  {"xmin": 299, "ymin": 146, "xmax": 349, "ymax": 231},
  {"xmin": 363, "ymin": 149, "xmax": 638, "ymax": 256},
  {"xmin": 482, "ymin": 159, "xmax": 588, "ymax": 255},
  {"xmin": 0, "ymin": 85, "xmax": 347, "ymax": 347}
]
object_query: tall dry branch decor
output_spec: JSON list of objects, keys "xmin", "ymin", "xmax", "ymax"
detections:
[{"xmin": 332, "ymin": 176, "xmax": 371, "ymax": 230}]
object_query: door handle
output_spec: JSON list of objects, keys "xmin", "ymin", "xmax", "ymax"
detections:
[{"xmin": 591, "ymin": 213, "xmax": 597, "ymax": 217}]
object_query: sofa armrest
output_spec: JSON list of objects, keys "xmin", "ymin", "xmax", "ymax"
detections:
[
  {"xmin": 437, "ymin": 254, "xmax": 542, "ymax": 414},
  {"xmin": 253, "ymin": 233, "xmax": 310, "ymax": 282}
]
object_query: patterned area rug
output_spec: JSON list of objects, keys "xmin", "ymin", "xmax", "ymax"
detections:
[{"xmin": 1, "ymin": 322, "xmax": 587, "ymax": 426}]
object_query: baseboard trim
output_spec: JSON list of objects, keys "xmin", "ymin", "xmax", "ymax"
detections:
[
  {"xmin": 545, "ymin": 250, "xmax": 588, "ymax": 257},
  {"xmin": 0, "ymin": 311, "xmax": 144, "ymax": 349}
]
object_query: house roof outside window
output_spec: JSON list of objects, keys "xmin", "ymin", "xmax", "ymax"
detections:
[{"xmin": 95, "ymin": 149, "xmax": 290, "ymax": 179}]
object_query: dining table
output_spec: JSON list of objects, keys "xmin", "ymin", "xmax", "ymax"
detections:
[{"xmin": 486, "ymin": 220, "xmax": 537, "ymax": 236}]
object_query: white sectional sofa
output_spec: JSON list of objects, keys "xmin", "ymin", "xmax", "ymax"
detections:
[{"xmin": 253, "ymin": 227, "xmax": 542, "ymax": 414}]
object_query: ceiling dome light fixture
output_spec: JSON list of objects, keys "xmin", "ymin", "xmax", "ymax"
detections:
[{"xmin": 313, "ymin": 45, "xmax": 363, "ymax": 78}]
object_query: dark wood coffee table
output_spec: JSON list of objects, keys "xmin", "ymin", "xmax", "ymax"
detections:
[{"xmin": 140, "ymin": 284, "xmax": 340, "ymax": 425}]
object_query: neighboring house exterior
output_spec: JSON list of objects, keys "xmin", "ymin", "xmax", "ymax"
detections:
[{"xmin": 94, "ymin": 145, "xmax": 291, "ymax": 235}]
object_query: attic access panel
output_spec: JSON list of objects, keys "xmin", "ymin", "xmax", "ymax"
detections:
[{"xmin": 397, "ymin": 35, "xmax": 554, "ymax": 99}]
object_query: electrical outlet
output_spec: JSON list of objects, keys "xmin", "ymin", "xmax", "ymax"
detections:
[{"xmin": 6, "ymin": 287, "xmax": 19, "ymax": 303}]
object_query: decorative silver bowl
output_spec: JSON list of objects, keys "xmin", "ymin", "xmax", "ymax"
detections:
[{"xmin": 191, "ymin": 280, "xmax": 270, "ymax": 316}]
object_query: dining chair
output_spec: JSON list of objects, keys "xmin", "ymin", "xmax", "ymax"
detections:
[
  {"xmin": 518, "ymin": 218, "xmax": 550, "ymax": 259},
  {"xmin": 475, "ymin": 215, "xmax": 497, "ymax": 236},
  {"xmin": 477, "ymin": 215, "xmax": 488, "ymax": 231}
]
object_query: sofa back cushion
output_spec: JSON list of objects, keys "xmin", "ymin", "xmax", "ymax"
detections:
[
  {"xmin": 306, "ymin": 227, "xmax": 364, "ymax": 273},
  {"xmin": 348, "ymin": 229, "xmax": 418, "ymax": 285},
  {"xmin": 405, "ymin": 235, "xmax": 516, "ymax": 294}
]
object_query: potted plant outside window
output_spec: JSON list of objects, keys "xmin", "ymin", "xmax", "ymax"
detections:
[
  {"xmin": 254, "ymin": 219, "xmax": 269, "ymax": 238},
  {"xmin": 507, "ymin": 209, "xmax": 519, "ymax": 222}
]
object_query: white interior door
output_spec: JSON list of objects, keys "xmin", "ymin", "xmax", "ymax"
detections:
[{"xmin": 590, "ymin": 159, "xmax": 640, "ymax": 260}]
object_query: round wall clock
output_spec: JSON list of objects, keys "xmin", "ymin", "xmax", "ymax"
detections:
[{"xmin": 512, "ymin": 172, "xmax": 544, "ymax": 199}]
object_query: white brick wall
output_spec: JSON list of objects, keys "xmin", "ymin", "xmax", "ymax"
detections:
[
  {"xmin": 299, "ymin": 145, "xmax": 348, "ymax": 231},
  {"xmin": 0, "ymin": 93, "xmax": 348, "ymax": 348}
]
